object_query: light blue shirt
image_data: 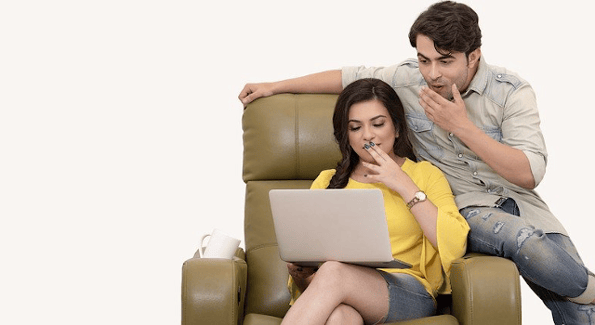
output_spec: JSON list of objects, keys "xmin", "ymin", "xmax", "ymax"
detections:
[{"xmin": 342, "ymin": 58, "xmax": 567, "ymax": 234}]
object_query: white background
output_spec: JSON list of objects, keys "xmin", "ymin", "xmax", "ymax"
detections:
[{"xmin": 1, "ymin": 1, "xmax": 593, "ymax": 324}]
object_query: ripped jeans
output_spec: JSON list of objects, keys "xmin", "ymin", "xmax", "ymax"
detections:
[{"xmin": 460, "ymin": 201, "xmax": 595, "ymax": 325}]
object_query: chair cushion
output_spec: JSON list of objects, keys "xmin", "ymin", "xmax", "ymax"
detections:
[
  {"xmin": 243, "ymin": 94, "xmax": 340, "ymax": 182},
  {"xmin": 243, "ymin": 313, "xmax": 283, "ymax": 325},
  {"xmin": 243, "ymin": 180, "xmax": 311, "ymax": 317},
  {"xmin": 242, "ymin": 313, "xmax": 458, "ymax": 325},
  {"xmin": 388, "ymin": 314, "xmax": 459, "ymax": 325}
]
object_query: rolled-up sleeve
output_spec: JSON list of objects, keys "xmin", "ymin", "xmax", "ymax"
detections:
[{"xmin": 502, "ymin": 85, "xmax": 548, "ymax": 185}]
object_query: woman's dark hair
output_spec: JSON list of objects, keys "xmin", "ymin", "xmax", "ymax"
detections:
[
  {"xmin": 327, "ymin": 78, "xmax": 416, "ymax": 189},
  {"xmin": 408, "ymin": 1, "xmax": 482, "ymax": 56}
]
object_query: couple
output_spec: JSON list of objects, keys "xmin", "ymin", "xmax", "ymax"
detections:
[{"xmin": 240, "ymin": 1, "xmax": 594, "ymax": 324}]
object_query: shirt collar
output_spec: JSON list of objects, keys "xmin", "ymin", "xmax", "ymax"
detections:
[{"xmin": 461, "ymin": 56, "xmax": 488, "ymax": 98}]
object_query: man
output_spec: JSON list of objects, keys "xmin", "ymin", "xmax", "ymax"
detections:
[{"xmin": 238, "ymin": 1, "xmax": 594, "ymax": 324}]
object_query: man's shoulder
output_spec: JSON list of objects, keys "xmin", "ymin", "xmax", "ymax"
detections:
[
  {"xmin": 485, "ymin": 62, "xmax": 529, "ymax": 89},
  {"xmin": 394, "ymin": 59, "xmax": 424, "ymax": 87},
  {"xmin": 475, "ymin": 59, "xmax": 534, "ymax": 106}
]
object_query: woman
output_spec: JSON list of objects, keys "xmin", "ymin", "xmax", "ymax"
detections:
[{"xmin": 282, "ymin": 78, "xmax": 470, "ymax": 325}]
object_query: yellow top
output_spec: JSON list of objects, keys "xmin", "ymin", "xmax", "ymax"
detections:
[{"xmin": 288, "ymin": 158, "xmax": 469, "ymax": 302}]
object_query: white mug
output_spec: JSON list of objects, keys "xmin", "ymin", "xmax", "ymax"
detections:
[{"xmin": 196, "ymin": 228, "xmax": 241, "ymax": 259}]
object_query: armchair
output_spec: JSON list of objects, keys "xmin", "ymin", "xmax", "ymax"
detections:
[{"xmin": 182, "ymin": 94, "xmax": 522, "ymax": 325}]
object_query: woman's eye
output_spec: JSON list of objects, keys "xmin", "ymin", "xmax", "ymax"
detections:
[
  {"xmin": 374, "ymin": 123, "xmax": 385, "ymax": 128},
  {"xmin": 349, "ymin": 126, "xmax": 360, "ymax": 131}
]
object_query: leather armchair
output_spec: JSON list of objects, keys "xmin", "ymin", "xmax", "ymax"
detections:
[{"xmin": 182, "ymin": 94, "xmax": 522, "ymax": 325}]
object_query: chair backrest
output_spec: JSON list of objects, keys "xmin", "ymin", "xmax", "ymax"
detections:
[{"xmin": 242, "ymin": 94, "xmax": 341, "ymax": 318}]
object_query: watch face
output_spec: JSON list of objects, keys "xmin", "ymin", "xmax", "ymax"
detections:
[{"xmin": 416, "ymin": 192, "xmax": 426, "ymax": 200}]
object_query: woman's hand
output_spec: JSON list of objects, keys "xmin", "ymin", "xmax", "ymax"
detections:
[
  {"xmin": 361, "ymin": 143, "xmax": 419, "ymax": 197},
  {"xmin": 287, "ymin": 263, "xmax": 317, "ymax": 292},
  {"xmin": 363, "ymin": 143, "xmax": 439, "ymax": 247}
]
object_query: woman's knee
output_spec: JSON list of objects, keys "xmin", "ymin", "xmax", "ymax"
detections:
[
  {"xmin": 314, "ymin": 261, "xmax": 350, "ymax": 284},
  {"xmin": 309, "ymin": 262, "xmax": 363, "ymax": 296},
  {"xmin": 326, "ymin": 304, "xmax": 364, "ymax": 325}
]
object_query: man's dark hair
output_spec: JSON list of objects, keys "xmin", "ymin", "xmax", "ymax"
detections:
[{"xmin": 409, "ymin": 1, "xmax": 482, "ymax": 56}]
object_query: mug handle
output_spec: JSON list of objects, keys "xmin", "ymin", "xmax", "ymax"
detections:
[{"xmin": 195, "ymin": 234, "xmax": 210, "ymax": 258}]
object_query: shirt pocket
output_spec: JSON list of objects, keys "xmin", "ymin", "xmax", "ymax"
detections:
[{"xmin": 406, "ymin": 113, "xmax": 444, "ymax": 160}]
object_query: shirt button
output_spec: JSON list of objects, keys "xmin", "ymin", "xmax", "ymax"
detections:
[
  {"xmin": 497, "ymin": 74, "xmax": 503, "ymax": 78},
  {"xmin": 458, "ymin": 153, "xmax": 463, "ymax": 158},
  {"xmin": 473, "ymin": 171, "xmax": 478, "ymax": 176},
  {"xmin": 449, "ymin": 133, "xmax": 454, "ymax": 137}
]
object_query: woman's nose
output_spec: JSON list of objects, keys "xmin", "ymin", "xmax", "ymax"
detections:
[{"xmin": 363, "ymin": 126, "xmax": 375, "ymax": 141}]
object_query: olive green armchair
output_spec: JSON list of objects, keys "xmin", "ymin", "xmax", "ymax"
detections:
[{"xmin": 181, "ymin": 94, "xmax": 522, "ymax": 325}]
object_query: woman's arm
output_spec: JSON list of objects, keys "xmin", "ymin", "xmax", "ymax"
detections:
[{"xmin": 361, "ymin": 146, "xmax": 439, "ymax": 247}]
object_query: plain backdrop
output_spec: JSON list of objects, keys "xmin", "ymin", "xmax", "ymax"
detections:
[{"xmin": 1, "ymin": 1, "xmax": 593, "ymax": 324}]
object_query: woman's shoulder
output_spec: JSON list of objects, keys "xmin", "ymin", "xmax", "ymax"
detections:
[
  {"xmin": 404, "ymin": 159, "xmax": 446, "ymax": 181},
  {"xmin": 405, "ymin": 159, "xmax": 441, "ymax": 173},
  {"xmin": 311, "ymin": 169, "xmax": 337, "ymax": 189},
  {"xmin": 318, "ymin": 169, "xmax": 337, "ymax": 177}
]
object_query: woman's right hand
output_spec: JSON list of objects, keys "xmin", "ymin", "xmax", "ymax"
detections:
[
  {"xmin": 287, "ymin": 263, "xmax": 317, "ymax": 292},
  {"xmin": 287, "ymin": 263, "xmax": 317, "ymax": 279}
]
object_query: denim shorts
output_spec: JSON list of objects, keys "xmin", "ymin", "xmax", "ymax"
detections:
[{"xmin": 374, "ymin": 271, "xmax": 436, "ymax": 324}]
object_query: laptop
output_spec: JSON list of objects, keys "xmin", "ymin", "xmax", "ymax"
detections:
[{"xmin": 269, "ymin": 189, "xmax": 411, "ymax": 269}]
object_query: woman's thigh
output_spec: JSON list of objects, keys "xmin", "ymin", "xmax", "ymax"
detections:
[{"xmin": 375, "ymin": 271, "xmax": 436, "ymax": 323}]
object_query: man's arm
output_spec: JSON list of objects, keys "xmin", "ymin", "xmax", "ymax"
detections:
[
  {"xmin": 238, "ymin": 70, "xmax": 343, "ymax": 106},
  {"xmin": 420, "ymin": 84, "xmax": 536, "ymax": 189}
]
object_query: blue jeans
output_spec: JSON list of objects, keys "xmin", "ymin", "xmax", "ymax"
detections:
[
  {"xmin": 460, "ymin": 200, "xmax": 595, "ymax": 325},
  {"xmin": 374, "ymin": 271, "xmax": 436, "ymax": 323}
]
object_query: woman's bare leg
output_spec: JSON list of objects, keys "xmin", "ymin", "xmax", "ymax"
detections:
[
  {"xmin": 325, "ymin": 304, "xmax": 365, "ymax": 325},
  {"xmin": 281, "ymin": 261, "xmax": 389, "ymax": 325}
]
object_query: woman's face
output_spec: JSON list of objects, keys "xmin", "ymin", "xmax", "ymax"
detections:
[{"xmin": 347, "ymin": 99, "xmax": 398, "ymax": 164}]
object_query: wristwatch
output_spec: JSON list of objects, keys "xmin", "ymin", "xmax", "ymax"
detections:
[{"xmin": 406, "ymin": 191, "xmax": 427, "ymax": 209}]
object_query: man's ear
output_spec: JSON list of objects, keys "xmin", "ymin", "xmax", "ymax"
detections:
[{"xmin": 468, "ymin": 48, "xmax": 482, "ymax": 69}]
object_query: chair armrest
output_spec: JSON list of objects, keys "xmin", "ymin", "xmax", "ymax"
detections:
[
  {"xmin": 181, "ymin": 250, "xmax": 247, "ymax": 325},
  {"xmin": 450, "ymin": 254, "xmax": 521, "ymax": 325}
]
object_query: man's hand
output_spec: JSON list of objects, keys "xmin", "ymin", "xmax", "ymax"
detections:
[
  {"xmin": 238, "ymin": 82, "xmax": 276, "ymax": 107},
  {"xmin": 420, "ymin": 84, "xmax": 536, "ymax": 189},
  {"xmin": 238, "ymin": 70, "xmax": 343, "ymax": 108},
  {"xmin": 418, "ymin": 84, "xmax": 471, "ymax": 135}
]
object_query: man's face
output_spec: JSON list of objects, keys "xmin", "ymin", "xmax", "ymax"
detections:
[{"xmin": 416, "ymin": 34, "xmax": 478, "ymax": 100}]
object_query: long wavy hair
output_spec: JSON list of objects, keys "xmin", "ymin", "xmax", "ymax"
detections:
[{"xmin": 327, "ymin": 78, "xmax": 417, "ymax": 189}]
